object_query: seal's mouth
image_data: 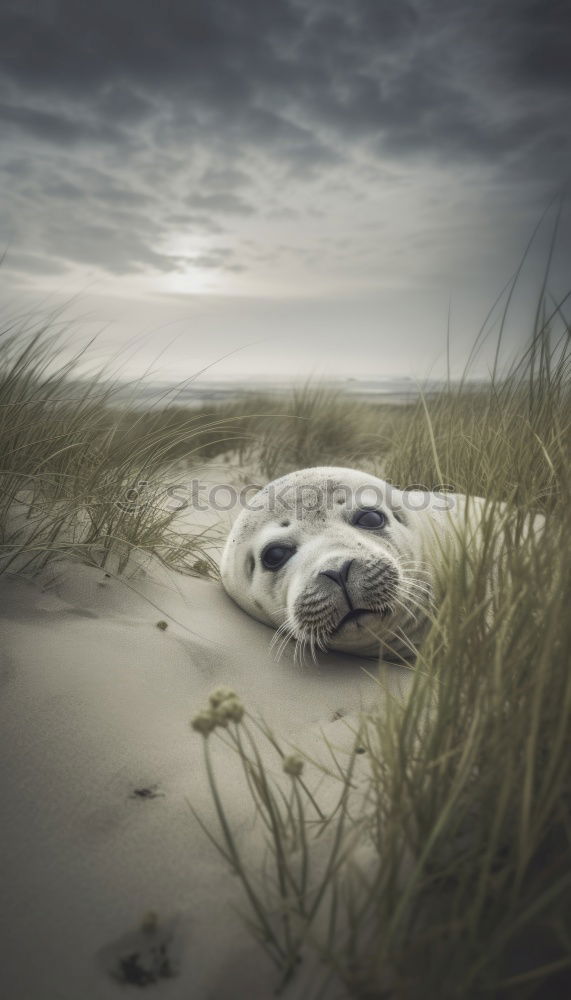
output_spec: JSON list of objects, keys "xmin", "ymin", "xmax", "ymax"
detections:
[{"xmin": 332, "ymin": 608, "xmax": 377, "ymax": 634}]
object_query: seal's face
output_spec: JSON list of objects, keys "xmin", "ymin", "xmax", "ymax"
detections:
[{"xmin": 220, "ymin": 467, "xmax": 436, "ymax": 660}]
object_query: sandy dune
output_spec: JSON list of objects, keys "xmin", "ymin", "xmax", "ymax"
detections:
[{"xmin": 0, "ymin": 458, "xmax": 410, "ymax": 999}]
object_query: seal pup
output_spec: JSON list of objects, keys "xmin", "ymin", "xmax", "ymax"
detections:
[{"xmin": 220, "ymin": 466, "xmax": 480, "ymax": 662}]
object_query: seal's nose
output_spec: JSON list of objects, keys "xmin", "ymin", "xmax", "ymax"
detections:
[{"xmin": 319, "ymin": 558, "xmax": 353, "ymax": 588}]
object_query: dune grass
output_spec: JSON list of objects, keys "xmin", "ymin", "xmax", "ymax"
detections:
[
  {"xmin": 191, "ymin": 304, "xmax": 571, "ymax": 998},
  {"xmin": 206, "ymin": 382, "xmax": 406, "ymax": 481},
  {"xmin": 0, "ymin": 316, "xmax": 240, "ymax": 577},
  {"xmin": 384, "ymin": 332, "xmax": 570, "ymax": 512}
]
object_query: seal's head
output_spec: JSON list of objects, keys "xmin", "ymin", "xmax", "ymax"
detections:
[{"xmin": 221, "ymin": 466, "xmax": 442, "ymax": 660}]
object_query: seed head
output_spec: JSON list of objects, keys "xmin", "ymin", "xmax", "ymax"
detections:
[
  {"xmin": 283, "ymin": 754, "xmax": 304, "ymax": 778},
  {"xmin": 191, "ymin": 709, "xmax": 218, "ymax": 737},
  {"xmin": 209, "ymin": 686, "xmax": 237, "ymax": 708},
  {"xmin": 214, "ymin": 696, "xmax": 245, "ymax": 725}
]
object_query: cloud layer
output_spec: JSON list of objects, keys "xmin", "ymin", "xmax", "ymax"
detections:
[{"xmin": 0, "ymin": 1, "xmax": 568, "ymax": 374}]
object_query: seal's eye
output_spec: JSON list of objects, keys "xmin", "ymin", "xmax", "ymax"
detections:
[
  {"xmin": 261, "ymin": 544, "xmax": 295, "ymax": 571},
  {"xmin": 353, "ymin": 508, "xmax": 386, "ymax": 529}
]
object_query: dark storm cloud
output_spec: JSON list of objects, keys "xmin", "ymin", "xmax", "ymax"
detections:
[
  {"xmin": 0, "ymin": 0, "xmax": 569, "ymax": 277},
  {"xmin": 0, "ymin": 101, "xmax": 120, "ymax": 145},
  {"xmin": 2, "ymin": 0, "xmax": 568, "ymax": 166}
]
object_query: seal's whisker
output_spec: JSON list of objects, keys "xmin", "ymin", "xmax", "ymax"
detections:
[
  {"xmin": 316, "ymin": 629, "xmax": 329, "ymax": 654},
  {"xmin": 399, "ymin": 576, "xmax": 433, "ymax": 595},
  {"xmin": 400, "ymin": 559, "xmax": 432, "ymax": 579},
  {"xmin": 400, "ymin": 566, "xmax": 432, "ymax": 584},
  {"xmin": 271, "ymin": 609, "xmax": 299, "ymax": 662},
  {"xmin": 269, "ymin": 620, "xmax": 290, "ymax": 647},
  {"xmin": 308, "ymin": 631, "xmax": 320, "ymax": 665},
  {"xmin": 294, "ymin": 627, "xmax": 310, "ymax": 667},
  {"xmin": 400, "ymin": 570, "xmax": 433, "ymax": 592},
  {"xmin": 400, "ymin": 581, "xmax": 436, "ymax": 614},
  {"xmin": 270, "ymin": 616, "xmax": 294, "ymax": 643},
  {"xmin": 400, "ymin": 573, "xmax": 435, "ymax": 602},
  {"xmin": 292, "ymin": 635, "xmax": 301, "ymax": 665},
  {"xmin": 276, "ymin": 630, "xmax": 295, "ymax": 659},
  {"xmin": 398, "ymin": 559, "xmax": 432, "ymax": 573},
  {"xmin": 402, "ymin": 591, "xmax": 433, "ymax": 621},
  {"xmin": 273, "ymin": 633, "xmax": 292, "ymax": 663},
  {"xmin": 400, "ymin": 584, "xmax": 433, "ymax": 611},
  {"xmin": 270, "ymin": 623, "xmax": 293, "ymax": 658},
  {"xmin": 393, "ymin": 593, "xmax": 419, "ymax": 625}
]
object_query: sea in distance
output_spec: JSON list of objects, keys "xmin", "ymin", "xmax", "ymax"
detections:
[{"xmin": 108, "ymin": 375, "xmax": 482, "ymax": 410}]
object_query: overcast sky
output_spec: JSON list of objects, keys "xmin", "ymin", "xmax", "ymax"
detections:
[{"xmin": 0, "ymin": 0, "xmax": 569, "ymax": 380}]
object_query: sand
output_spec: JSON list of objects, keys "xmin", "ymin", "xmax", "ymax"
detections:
[{"xmin": 0, "ymin": 455, "xmax": 411, "ymax": 999}]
